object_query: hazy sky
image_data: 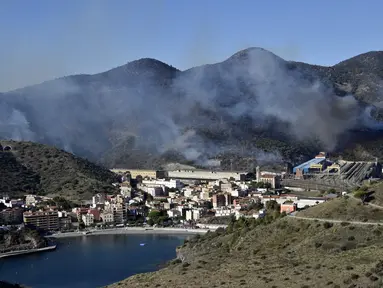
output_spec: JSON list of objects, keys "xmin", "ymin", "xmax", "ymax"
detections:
[{"xmin": 1, "ymin": 0, "xmax": 383, "ymax": 92}]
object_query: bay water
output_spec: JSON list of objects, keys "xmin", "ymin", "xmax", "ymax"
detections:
[{"xmin": 0, "ymin": 234, "xmax": 188, "ymax": 288}]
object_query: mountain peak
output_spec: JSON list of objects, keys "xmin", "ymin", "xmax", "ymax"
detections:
[
  {"xmin": 227, "ymin": 47, "xmax": 284, "ymax": 62},
  {"xmin": 334, "ymin": 51, "xmax": 383, "ymax": 69},
  {"xmin": 2, "ymin": 48, "xmax": 383, "ymax": 170},
  {"xmin": 123, "ymin": 58, "xmax": 179, "ymax": 72}
]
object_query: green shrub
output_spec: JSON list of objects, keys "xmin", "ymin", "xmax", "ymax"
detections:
[{"xmin": 354, "ymin": 190, "xmax": 368, "ymax": 199}]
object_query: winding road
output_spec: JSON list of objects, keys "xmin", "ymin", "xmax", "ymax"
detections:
[
  {"xmin": 288, "ymin": 214, "xmax": 382, "ymax": 226},
  {"xmin": 288, "ymin": 192, "xmax": 383, "ymax": 226}
]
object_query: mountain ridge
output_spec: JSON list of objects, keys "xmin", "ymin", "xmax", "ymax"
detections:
[
  {"xmin": 0, "ymin": 140, "xmax": 119, "ymax": 200},
  {"xmin": 1, "ymin": 48, "xmax": 383, "ymax": 169}
]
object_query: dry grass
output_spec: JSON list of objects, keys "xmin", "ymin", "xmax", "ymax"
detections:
[
  {"xmin": 107, "ymin": 216, "xmax": 383, "ymax": 288},
  {"xmin": 297, "ymin": 197, "xmax": 383, "ymax": 222},
  {"xmin": 367, "ymin": 182, "xmax": 383, "ymax": 207},
  {"xmin": 286, "ymin": 189, "xmax": 324, "ymax": 198}
]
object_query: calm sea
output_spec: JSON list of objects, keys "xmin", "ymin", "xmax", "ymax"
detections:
[{"xmin": 0, "ymin": 234, "xmax": 189, "ymax": 288}]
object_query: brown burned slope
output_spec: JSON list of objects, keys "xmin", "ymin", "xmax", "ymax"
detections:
[{"xmin": 0, "ymin": 140, "xmax": 119, "ymax": 200}]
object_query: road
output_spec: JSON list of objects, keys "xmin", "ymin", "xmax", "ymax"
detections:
[
  {"xmin": 288, "ymin": 193, "xmax": 383, "ymax": 226},
  {"xmin": 287, "ymin": 214, "xmax": 382, "ymax": 226}
]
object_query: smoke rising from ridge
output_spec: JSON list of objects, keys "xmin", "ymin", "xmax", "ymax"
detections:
[{"xmin": 0, "ymin": 48, "xmax": 382, "ymax": 168}]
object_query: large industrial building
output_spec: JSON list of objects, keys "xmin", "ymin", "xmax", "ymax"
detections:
[
  {"xmin": 287, "ymin": 152, "xmax": 382, "ymax": 189},
  {"xmin": 166, "ymin": 170, "xmax": 246, "ymax": 181},
  {"xmin": 293, "ymin": 152, "xmax": 328, "ymax": 178},
  {"xmin": 111, "ymin": 168, "xmax": 246, "ymax": 181}
]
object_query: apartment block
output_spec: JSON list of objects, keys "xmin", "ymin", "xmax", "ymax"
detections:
[
  {"xmin": 23, "ymin": 210, "xmax": 59, "ymax": 231},
  {"xmin": 100, "ymin": 212, "xmax": 114, "ymax": 224},
  {"xmin": 82, "ymin": 213, "xmax": 94, "ymax": 226}
]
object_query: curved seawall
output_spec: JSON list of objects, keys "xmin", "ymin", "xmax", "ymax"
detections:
[{"xmin": 0, "ymin": 245, "xmax": 56, "ymax": 259}]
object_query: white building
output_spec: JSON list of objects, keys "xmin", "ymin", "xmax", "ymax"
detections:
[
  {"xmin": 186, "ymin": 209, "xmax": 203, "ymax": 221},
  {"xmin": 142, "ymin": 179, "xmax": 182, "ymax": 189},
  {"xmin": 57, "ymin": 211, "xmax": 70, "ymax": 218},
  {"xmin": 185, "ymin": 210, "xmax": 193, "ymax": 221},
  {"xmin": 100, "ymin": 212, "xmax": 114, "ymax": 224},
  {"xmin": 215, "ymin": 208, "xmax": 235, "ymax": 217},
  {"xmin": 183, "ymin": 187, "xmax": 194, "ymax": 198},
  {"xmin": 168, "ymin": 209, "xmax": 182, "ymax": 218},
  {"xmin": 230, "ymin": 190, "xmax": 240, "ymax": 197},
  {"xmin": 92, "ymin": 193, "xmax": 106, "ymax": 207},
  {"xmin": 25, "ymin": 195, "xmax": 42, "ymax": 206},
  {"xmin": 169, "ymin": 192, "xmax": 177, "ymax": 198},
  {"xmin": 167, "ymin": 170, "xmax": 245, "ymax": 181},
  {"xmin": 120, "ymin": 184, "xmax": 132, "ymax": 198},
  {"xmin": 219, "ymin": 179, "xmax": 232, "ymax": 193},
  {"xmin": 147, "ymin": 187, "xmax": 164, "ymax": 197},
  {"xmin": 0, "ymin": 198, "xmax": 24, "ymax": 208},
  {"xmin": 82, "ymin": 213, "xmax": 94, "ymax": 226},
  {"xmin": 295, "ymin": 198, "xmax": 325, "ymax": 209},
  {"xmin": 261, "ymin": 195, "xmax": 325, "ymax": 209},
  {"xmin": 235, "ymin": 182, "xmax": 249, "ymax": 190},
  {"xmin": 200, "ymin": 190, "xmax": 210, "ymax": 200}
]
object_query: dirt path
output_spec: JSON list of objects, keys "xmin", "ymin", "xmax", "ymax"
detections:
[{"xmin": 288, "ymin": 214, "xmax": 382, "ymax": 226}]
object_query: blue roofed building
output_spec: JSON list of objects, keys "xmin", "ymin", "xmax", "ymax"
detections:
[{"xmin": 293, "ymin": 152, "xmax": 328, "ymax": 177}]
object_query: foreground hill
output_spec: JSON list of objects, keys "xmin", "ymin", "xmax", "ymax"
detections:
[
  {"xmin": 109, "ymin": 197, "xmax": 383, "ymax": 288},
  {"xmin": 296, "ymin": 196, "xmax": 383, "ymax": 222},
  {"xmin": 0, "ymin": 140, "xmax": 119, "ymax": 200},
  {"xmin": 1, "ymin": 49, "xmax": 383, "ymax": 168}
]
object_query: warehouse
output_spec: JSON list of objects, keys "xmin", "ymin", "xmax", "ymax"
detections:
[
  {"xmin": 293, "ymin": 152, "xmax": 328, "ymax": 178},
  {"xmin": 167, "ymin": 170, "xmax": 246, "ymax": 181}
]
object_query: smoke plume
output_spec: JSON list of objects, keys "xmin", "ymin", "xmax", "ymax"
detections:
[{"xmin": 0, "ymin": 48, "xmax": 382, "ymax": 168}]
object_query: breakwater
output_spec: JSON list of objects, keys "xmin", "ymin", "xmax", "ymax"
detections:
[
  {"xmin": 0, "ymin": 245, "xmax": 56, "ymax": 259},
  {"xmin": 48, "ymin": 227, "xmax": 211, "ymax": 238}
]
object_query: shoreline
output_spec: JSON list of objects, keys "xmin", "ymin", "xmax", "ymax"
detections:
[
  {"xmin": 0, "ymin": 245, "xmax": 56, "ymax": 259},
  {"xmin": 47, "ymin": 227, "xmax": 211, "ymax": 239}
]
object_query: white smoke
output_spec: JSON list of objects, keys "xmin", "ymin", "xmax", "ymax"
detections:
[{"xmin": 0, "ymin": 48, "xmax": 382, "ymax": 167}]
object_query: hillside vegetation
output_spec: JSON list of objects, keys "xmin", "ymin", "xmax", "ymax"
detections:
[
  {"xmin": 296, "ymin": 197, "xmax": 383, "ymax": 223},
  {"xmin": 0, "ymin": 227, "xmax": 48, "ymax": 253},
  {"xmin": 1, "ymin": 49, "xmax": 383, "ymax": 168},
  {"xmin": 359, "ymin": 182, "xmax": 383, "ymax": 207},
  {"xmin": 109, "ymin": 199, "xmax": 383, "ymax": 288},
  {"xmin": 0, "ymin": 140, "xmax": 119, "ymax": 200}
]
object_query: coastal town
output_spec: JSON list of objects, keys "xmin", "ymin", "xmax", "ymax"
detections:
[{"xmin": 2, "ymin": 152, "xmax": 378, "ymax": 235}]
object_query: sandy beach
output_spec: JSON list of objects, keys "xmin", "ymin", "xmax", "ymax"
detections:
[{"xmin": 48, "ymin": 227, "xmax": 211, "ymax": 238}]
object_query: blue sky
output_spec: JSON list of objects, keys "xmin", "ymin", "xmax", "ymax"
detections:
[{"xmin": 1, "ymin": 0, "xmax": 382, "ymax": 92}]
